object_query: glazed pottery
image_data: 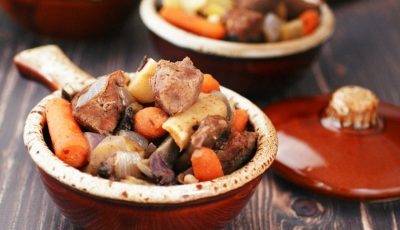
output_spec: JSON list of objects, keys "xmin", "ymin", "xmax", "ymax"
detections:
[
  {"xmin": 0, "ymin": 0, "xmax": 137, "ymax": 38},
  {"xmin": 264, "ymin": 93, "xmax": 400, "ymax": 200},
  {"xmin": 139, "ymin": 0, "xmax": 335, "ymax": 96},
  {"xmin": 19, "ymin": 45, "xmax": 278, "ymax": 229}
]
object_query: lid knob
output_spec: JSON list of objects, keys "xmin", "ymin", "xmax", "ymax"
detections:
[{"xmin": 326, "ymin": 86, "xmax": 379, "ymax": 129}]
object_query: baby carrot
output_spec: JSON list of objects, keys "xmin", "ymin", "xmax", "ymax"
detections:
[
  {"xmin": 299, "ymin": 10, "xmax": 320, "ymax": 35},
  {"xmin": 160, "ymin": 7, "xmax": 226, "ymax": 39},
  {"xmin": 134, "ymin": 107, "xmax": 169, "ymax": 140},
  {"xmin": 232, "ymin": 109, "xmax": 249, "ymax": 132},
  {"xmin": 46, "ymin": 98, "xmax": 89, "ymax": 168},
  {"xmin": 191, "ymin": 147, "xmax": 224, "ymax": 181},
  {"xmin": 201, "ymin": 74, "xmax": 221, "ymax": 93}
]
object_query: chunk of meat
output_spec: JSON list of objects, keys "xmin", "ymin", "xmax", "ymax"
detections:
[
  {"xmin": 148, "ymin": 137, "xmax": 180, "ymax": 185},
  {"xmin": 190, "ymin": 115, "xmax": 230, "ymax": 149},
  {"xmin": 72, "ymin": 71, "xmax": 127, "ymax": 134},
  {"xmin": 150, "ymin": 57, "xmax": 203, "ymax": 115},
  {"xmin": 237, "ymin": 0, "xmax": 280, "ymax": 14},
  {"xmin": 175, "ymin": 115, "xmax": 230, "ymax": 172},
  {"xmin": 217, "ymin": 131, "xmax": 258, "ymax": 174},
  {"xmin": 224, "ymin": 8, "xmax": 264, "ymax": 42}
]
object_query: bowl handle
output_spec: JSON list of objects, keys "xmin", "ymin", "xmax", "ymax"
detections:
[{"xmin": 14, "ymin": 45, "xmax": 95, "ymax": 95}]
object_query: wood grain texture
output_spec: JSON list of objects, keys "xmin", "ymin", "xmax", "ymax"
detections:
[{"xmin": 0, "ymin": 0, "xmax": 400, "ymax": 229}]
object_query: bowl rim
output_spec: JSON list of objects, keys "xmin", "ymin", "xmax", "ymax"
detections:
[
  {"xmin": 23, "ymin": 87, "xmax": 277, "ymax": 204},
  {"xmin": 139, "ymin": 0, "xmax": 335, "ymax": 59}
]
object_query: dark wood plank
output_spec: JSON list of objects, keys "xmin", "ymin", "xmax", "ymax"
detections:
[
  {"xmin": 0, "ymin": 0, "xmax": 400, "ymax": 229},
  {"xmin": 320, "ymin": 0, "xmax": 400, "ymax": 104}
]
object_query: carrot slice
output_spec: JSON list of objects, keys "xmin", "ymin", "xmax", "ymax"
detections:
[
  {"xmin": 46, "ymin": 98, "xmax": 89, "ymax": 168},
  {"xmin": 299, "ymin": 10, "xmax": 320, "ymax": 35},
  {"xmin": 134, "ymin": 107, "xmax": 169, "ymax": 139},
  {"xmin": 191, "ymin": 147, "xmax": 224, "ymax": 181},
  {"xmin": 201, "ymin": 74, "xmax": 221, "ymax": 93},
  {"xmin": 232, "ymin": 109, "xmax": 249, "ymax": 132},
  {"xmin": 160, "ymin": 7, "xmax": 226, "ymax": 39}
]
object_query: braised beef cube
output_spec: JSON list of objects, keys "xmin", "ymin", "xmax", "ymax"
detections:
[
  {"xmin": 238, "ymin": 0, "xmax": 280, "ymax": 14},
  {"xmin": 190, "ymin": 115, "xmax": 229, "ymax": 149},
  {"xmin": 151, "ymin": 57, "xmax": 203, "ymax": 116},
  {"xmin": 175, "ymin": 115, "xmax": 230, "ymax": 172},
  {"xmin": 72, "ymin": 70, "xmax": 126, "ymax": 134},
  {"xmin": 224, "ymin": 8, "xmax": 264, "ymax": 42},
  {"xmin": 217, "ymin": 131, "xmax": 258, "ymax": 174}
]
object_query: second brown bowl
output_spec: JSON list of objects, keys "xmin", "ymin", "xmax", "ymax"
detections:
[{"xmin": 140, "ymin": 0, "xmax": 335, "ymax": 96}]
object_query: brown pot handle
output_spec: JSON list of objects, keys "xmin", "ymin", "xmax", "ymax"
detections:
[{"xmin": 14, "ymin": 45, "xmax": 95, "ymax": 95}]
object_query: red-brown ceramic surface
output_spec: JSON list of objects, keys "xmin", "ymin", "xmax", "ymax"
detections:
[
  {"xmin": 140, "ymin": 0, "xmax": 335, "ymax": 96},
  {"xmin": 21, "ymin": 45, "xmax": 278, "ymax": 229},
  {"xmin": 264, "ymin": 95, "xmax": 400, "ymax": 200},
  {"xmin": 39, "ymin": 169, "xmax": 261, "ymax": 230},
  {"xmin": 0, "ymin": 0, "xmax": 137, "ymax": 38}
]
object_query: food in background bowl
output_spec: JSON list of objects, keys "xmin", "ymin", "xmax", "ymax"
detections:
[
  {"xmin": 45, "ymin": 56, "xmax": 259, "ymax": 185},
  {"xmin": 159, "ymin": 0, "xmax": 321, "ymax": 43},
  {"xmin": 19, "ymin": 45, "xmax": 277, "ymax": 230},
  {"xmin": 140, "ymin": 0, "xmax": 335, "ymax": 96}
]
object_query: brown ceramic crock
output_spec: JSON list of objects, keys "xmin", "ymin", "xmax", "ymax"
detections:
[
  {"xmin": 0, "ymin": 0, "xmax": 137, "ymax": 38},
  {"xmin": 20, "ymin": 45, "xmax": 278, "ymax": 229},
  {"xmin": 139, "ymin": 0, "xmax": 335, "ymax": 96}
]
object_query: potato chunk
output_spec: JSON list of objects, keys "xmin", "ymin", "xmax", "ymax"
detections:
[{"xmin": 127, "ymin": 58, "xmax": 157, "ymax": 103}]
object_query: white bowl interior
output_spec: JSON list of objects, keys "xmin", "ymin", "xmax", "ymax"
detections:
[
  {"xmin": 24, "ymin": 87, "xmax": 277, "ymax": 204},
  {"xmin": 140, "ymin": 0, "xmax": 335, "ymax": 58}
]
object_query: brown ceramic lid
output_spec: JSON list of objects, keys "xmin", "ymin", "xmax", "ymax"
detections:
[{"xmin": 263, "ymin": 86, "xmax": 400, "ymax": 200}]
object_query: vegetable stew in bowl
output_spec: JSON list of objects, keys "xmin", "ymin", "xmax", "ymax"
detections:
[
  {"xmin": 19, "ymin": 45, "xmax": 277, "ymax": 229},
  {"xmin": 140, "ymin": 0, "xmax": 335, "ymax": 96},
  {"xmin": 159, "ymin": 0, "xmax": 322, "ymax": 43},
  {"xmin": 45, "ymin": 56, "xmax": 259, "ymax": 185}
]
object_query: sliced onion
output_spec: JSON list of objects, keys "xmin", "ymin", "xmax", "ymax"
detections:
[
  {"xmin": 117, "ymin": 130, "xmax": 149, "ymax": 150},
  {"xmin": 113, "ymin": 151, "xmax": 142, "ymax": 180},
  {"xmin": 119, "ymin": 87, "xmax": 136, "ymax": 107},
  {"xmin": 136, "ymin": 159, "xmax": 153, "ymax": 179},
  {"xmin": 86, "ymin": 135, "xmax": 137, "ymax": 175},
  {"xmin": 144, "ymin": 142, "xmax": 157, "ymax": 158},
  {"xmin": 84, "ymin": 132, "xmax": 106, "ymax": 151}
]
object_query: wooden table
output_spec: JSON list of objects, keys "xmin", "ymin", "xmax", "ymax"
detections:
[{"xmin": 0, "ymin": 0, "xmax": 399, "ymax": 229}]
